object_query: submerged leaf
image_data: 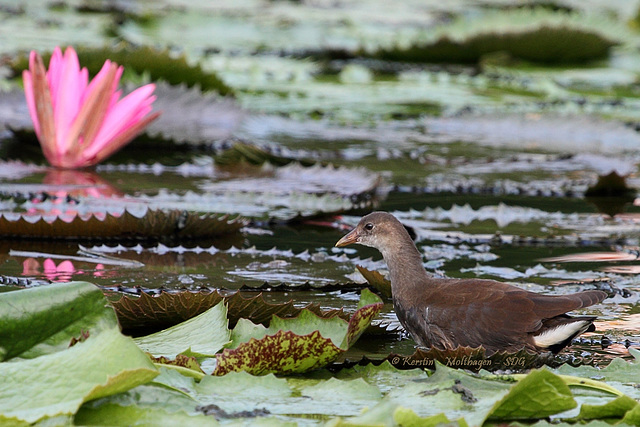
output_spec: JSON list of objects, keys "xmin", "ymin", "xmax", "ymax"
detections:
[{"xmin": 0, "ymin": 209, "xmax": 246, "ymax": 241}]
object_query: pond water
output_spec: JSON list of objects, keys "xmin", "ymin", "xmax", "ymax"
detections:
[
  {"xmin": 1, "ymin": 135, "xmax": 639, "ymax": 368},
  {"xmin": 2, "ymin": 0, "xmax": 640, "ymax": 371}
]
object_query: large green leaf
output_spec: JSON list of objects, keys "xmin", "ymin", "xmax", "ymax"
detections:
[
  {"xmin": 134, "ymin": 301, "xmax": 230, "ymax": 359},
  {"xmin": 75, "ymin": 383, "xmax": 215, "ymax": 426},
  {"xmin": 213, "ymin": 289, "xmax": 383, "ymax": 375},
  {"xmin": 0, "ymin": 282, "xmax": 158, "ymax": 424},
  {"xmin": 575, "ymin": 395, "xmax": 638, "ymax": 421},
  {"xmin": 0, "ymin": 281, "xmax": 117, "ymax": 361},
  {"xmin": 487, "ymin": 369, "xmax": 576, "ymax": 421},
  {"xmin": 556, "ymin": 350, "xmax": 640, "ymax": 399}
]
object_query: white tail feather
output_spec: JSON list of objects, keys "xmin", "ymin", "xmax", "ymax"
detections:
[{"xmin": 533, "ymin": 321, "xmax": 590, "ymax": 348}]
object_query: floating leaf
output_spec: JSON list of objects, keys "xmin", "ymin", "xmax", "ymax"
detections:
[
  {"xmin": 12, "ymin": 45, "xmax": 232, "ymax": 95},
  {"xmin": 134, "ymin": 301, "xmax": 230, "ymax": 359},
  {"xmin": 143, "ymin": 83, "xmax": 245, "ymax": 144},
  {"xmin": 214, "ymin": 140, "xmax": 313, "ymax": 167},
  {"xmin": 0, "ymin": 281, "xmax": 117, "ymax": 361},
  {"xmin": 356, "ymin": 265, "xmax": 392, "ymax": 299},
  {"xmin": 575, "ymin": 395, "xmax": 637, "ymax": 421},
  {"xmin": 555, "ymin": 349, "xmax": 640, "ymax": 399},
  {"xmin": 75, "ymin": 383, "xmax": 213, "ymax": 426},
  {"xmin": 111, "ymin": 289, "xmax": 346, "ymax": 334},
  {"xmin": 368, "ymin": 9, "xmax": 621, "ymax": 64},
  {"xmin": 195, "ymin": 162, "xmax": 382, "ymax": 219},
  {"xmin": 487, "ymin": 369, "xmax": 576, "ymax": 420},
  {"xmin": 213, "ymin": 289, "xmax": 383, "ymax": 375},
  {"xmin": 393, "ymin": 407, "xmax": 459, "ymax": 427},
  {"xmin": 151, "ymin": 355, "xmax": 204, "ymax": 375},
  {"xmin": 0, "ymin": 282, "xmax": 157, "ymax": 424},
  {"xmin": 0, "ymin": 209, "xmax": 245, "ymax": 241}
]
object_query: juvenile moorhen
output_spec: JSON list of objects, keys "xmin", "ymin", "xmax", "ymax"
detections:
[{"xmin": 335, "ymin": 211, "xmax": 607, "ymax": 354}]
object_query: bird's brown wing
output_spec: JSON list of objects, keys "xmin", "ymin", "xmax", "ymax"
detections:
[{"xmin": 412, "ymin": 279, "xmax": 605, "ymax": 352}]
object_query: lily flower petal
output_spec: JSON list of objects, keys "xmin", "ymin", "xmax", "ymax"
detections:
[{"xmin": 22, "ymin": 46, "xmax": 160, "ymax": 169}]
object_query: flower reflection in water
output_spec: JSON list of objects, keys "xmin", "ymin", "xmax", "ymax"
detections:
[{"xmin": 22, "ymin": 257, "xmax": 105, "ymax": 282}]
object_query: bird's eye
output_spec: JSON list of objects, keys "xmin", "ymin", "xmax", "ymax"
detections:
[{"xmin": 364, "ymin": 223, "xmax": 374, "ymax": 231}]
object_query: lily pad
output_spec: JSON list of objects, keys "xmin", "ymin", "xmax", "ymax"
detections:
[
  {"xmin": 0, "ymin": 209, "xmax": 246, "ymax": 241},
  {"xmin": 0, "ymin": 282, "xmax": 158, "ymax": 425},
  {"xmin": 213, "ymin": 289, "xmax": 383, "ymax": 375},
  {"xmin": 112, "ymin": 289, "xmax": 346, "ymax": 333},
  {"xmin": 0, "ymin": 281, "xmax": 117, "ymax": 361},
  {"xmin": 369, "ymin": 9, "xmax": 621, "ymax": 64},
  {"xmin": 356, "ymin": 264, "xmax": 392, "ymax": 299},
  {"xmin": 487, "ymin": 368, "xmax": 576, "ymax": 420},
  {"xmin": 133, "ymin": 301, "xmax": 230, "ymax": 359},
  {"xmin": 11, "ymin": 45, "xmax": 231, "ymax": 95}
]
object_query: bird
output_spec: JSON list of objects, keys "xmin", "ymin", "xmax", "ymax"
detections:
[{"xmin": 335, "ymin": 211, "xmax": 607, "ymax": 354}]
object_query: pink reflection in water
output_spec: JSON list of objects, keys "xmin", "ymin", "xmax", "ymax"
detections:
[{"xmin": 22, "ymin": 258, "xmax": 105, "ymax": 282}]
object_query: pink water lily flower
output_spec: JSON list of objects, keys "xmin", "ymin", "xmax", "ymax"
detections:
[{"xmin": 23, "ymin": 46, "xmax": 160, "ymax": 169}]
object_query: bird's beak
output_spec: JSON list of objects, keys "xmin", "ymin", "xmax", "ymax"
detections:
[{"xmin": 335, "ymin": 228, "xmax": 358, "ymax": 247}]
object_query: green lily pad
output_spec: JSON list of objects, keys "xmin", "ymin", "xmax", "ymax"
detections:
[
  {"xmin": 575, "ymin": 395, "xmax": 638, "ymax": 421},
  {"xmin": 487, "ymin": 368, "xmax": 576, "ymax": 420},
  {"xmin": 555, "ymin": 349, "xmax": 640, "ymax": 399},
  {"xmin": 0, "ymin": 281, "xmax": 117, "ymax": 361},
  {"xmin": 75, "ymin": 383, "xmax": 214, "ymax": 426},
  {"xmin": 213, "ymin": 289, "xmax": 383, "ymax": 375},
  {"xmin": 134, "ymin": 301, "xmax": 230, "ymax": 359},
  {"xmin": 0, "ymin": 282, "xmax": 158, "ymax": 425}
]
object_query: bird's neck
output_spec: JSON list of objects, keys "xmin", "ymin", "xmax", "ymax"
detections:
[{"xmin": 379, "ymin": 232, "xmax": 431, "ymax": 300}]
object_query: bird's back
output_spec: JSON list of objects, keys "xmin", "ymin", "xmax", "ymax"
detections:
[{"xmin": 392, "ymin": 278, "xmax": 606, "ymax": 353}]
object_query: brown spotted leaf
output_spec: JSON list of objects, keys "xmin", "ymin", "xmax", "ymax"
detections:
[
  {"xmin": 213, "ymin": 289, "xmax": 383, "ymax": 375},
  {"xmin": 213, "ymin": 330, "xmax": 341, "ymax": 376},
  {"xmin": 0, "ymin": 210, "xmax": 246, "ymax": 241},
  {"xmin": 151, "ymin": 354, "xmax": 204, "ymax": 374}
]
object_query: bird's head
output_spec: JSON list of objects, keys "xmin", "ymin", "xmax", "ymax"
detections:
[{"xmin": 335, "ymin": 211, "xmax": 405, "ymax": 251}]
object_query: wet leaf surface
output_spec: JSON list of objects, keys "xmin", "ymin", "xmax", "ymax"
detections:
[{"xmin": 0, "ymin": 282, "xmax": 157, "ymax": 424}]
